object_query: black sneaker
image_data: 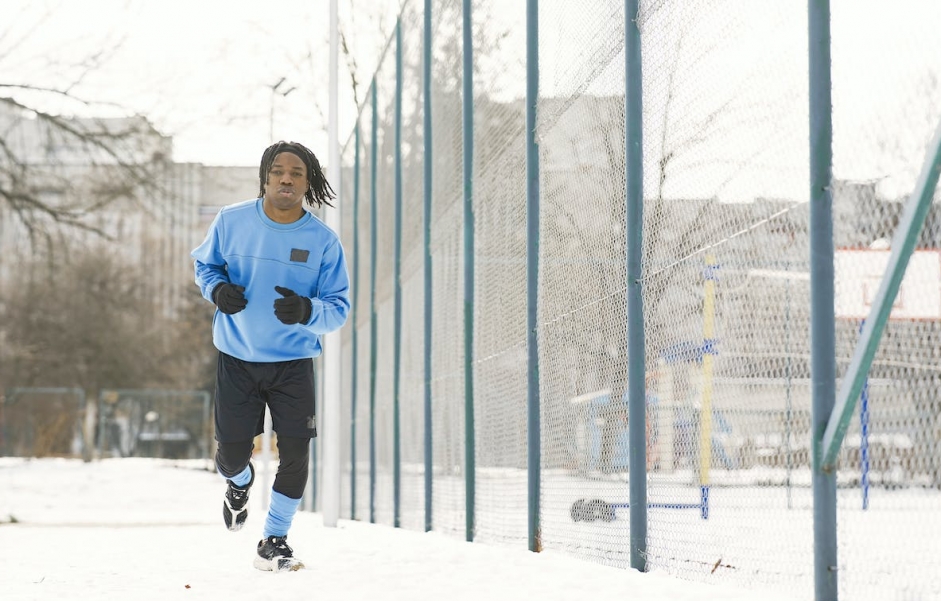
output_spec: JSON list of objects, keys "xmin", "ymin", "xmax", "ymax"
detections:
[
  {"xmin": 222, "ymin": 462, "xmax": 254, "ymax": 532},
  {"xmin": 253, "ymin": 535, "xmax": 305, "ymax": 572}
]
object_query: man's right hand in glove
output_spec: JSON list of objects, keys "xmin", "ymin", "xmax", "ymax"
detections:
[{"xmin": 212, "ymin": 283, "xmax": 247, "ymax": 315}]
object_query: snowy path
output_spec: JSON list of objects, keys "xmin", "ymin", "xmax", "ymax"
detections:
[{"xmin": 0, "ymin": 458, "xmax": 800, "ymax": 601}]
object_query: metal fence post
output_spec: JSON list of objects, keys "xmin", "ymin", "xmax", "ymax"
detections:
[
  {"xmin": 422, "ymin": 0, "xmax": 434, "ymax": 534},
  {"xmin": 351, "ymin": 121, "xmax": 361, "ymax": 521},
  {"xmin": 625, "ymin": 0, "xmax": 648, "ymax": 572},
  {"xmin": 808, "ymin": 1, "xmax": 838, "ymax": 598},
  {"xmin": 392, "ymin": 16, "xmax": 403, "ymax": 529},
  {"xmin": 525, "ymin": 0, "xmax": 541, "ymax": 554},
  {"xmin": 461, "ymin": 0, "xmax": 476, "ymax": 543},
  {"xmin": 369, "ymin": 78, "xmax": 379, "ymax": 525}
]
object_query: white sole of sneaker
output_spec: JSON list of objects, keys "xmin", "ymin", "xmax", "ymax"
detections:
[
  {"xmin": 223, "ymin": 503, "xmax": 248, "ymax": 531},
  {"xmin": 253, "ymin": 556, "xmax": 305, "ymax": 572}
]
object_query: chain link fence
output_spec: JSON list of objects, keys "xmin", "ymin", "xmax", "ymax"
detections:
[
  {"xmin": 1, "ymin": 388, "xmax": 89, "ymax": 459},
  {"xmin": 96, "ymin": 389, "xmax": 212, "ymax": 460},
  {"xmin": 0, "ymin": 388, "xmax": 212, "ymax": 462},
  {"xmin": 336, "ymin": 1, "xmax": 941, "ymax": 599}
]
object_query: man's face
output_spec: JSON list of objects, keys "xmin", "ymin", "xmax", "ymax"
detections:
[{"xmin": 263, "ymin": 152, "xmax": 309, "ymax": 213}]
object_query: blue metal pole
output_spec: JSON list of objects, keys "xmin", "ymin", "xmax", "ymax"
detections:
[
  {"xmin": 860, "ymin": 371, "xmax": 870, "ymax": 511},
  {"xmin": 369, "ymin": 79, "xmax": 379, "ymax": 525},
  {"xmin": 859, "ymin": 322, "xmax": 870, "ymax": 511},
  {"xmin": 625, "ymin": 0, "xmax": 647, "ymax": 572},
  {"xmin": 821, "ymin": 121, "xmax": 941, "ymax": 469},
  {"xmin": 461, "ymin": 0, "xmax": 476, "ymax": 543},
  {"xmin": 525, "ymin": 0, "xmax": 541, "ymax": 554},
  {"xmin": 808, "ymin": 1, "xmax": 838, "ymax": 598},
  {"xmin": 422, "ymin": 0, "xmax": 434, "ymax": 534},
  {"xmin": 392, "ymin": 17, "xmax": 403, "ymax": 530}
]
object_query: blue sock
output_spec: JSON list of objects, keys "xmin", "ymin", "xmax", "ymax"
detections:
[
  {"xmin": 227, "ymin": 465, "xmax": 252, "ymax": 487},
  {"xmin": 263, "ymin": 491, "xmax": 302, "ymax": 538}
]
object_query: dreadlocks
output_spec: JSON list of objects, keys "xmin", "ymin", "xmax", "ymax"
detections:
[{"xmin": 258, "ymin": 141, "xmax": 336, "ymax": 209}]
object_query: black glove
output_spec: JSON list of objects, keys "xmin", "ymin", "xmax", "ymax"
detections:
[
  {"xmin": 274, "ymin": 286, "xmax": 312, "ymax": 325},
  {"xmin": 212, "ymin": 283, "xmax": 247, "ymax": 315}
]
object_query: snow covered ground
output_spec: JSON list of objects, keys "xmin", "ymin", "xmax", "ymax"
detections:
[{"xmin": 0, "ymin": 457, "xmax": 804, "ymax": 601}]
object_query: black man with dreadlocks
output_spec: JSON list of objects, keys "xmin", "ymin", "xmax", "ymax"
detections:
[{"xmin": 191, "ymin": 141, "xmax": 350, "ymax": 572}]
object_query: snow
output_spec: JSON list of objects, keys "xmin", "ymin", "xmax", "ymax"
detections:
[{"xmin": 0, "ymin": 457, "xmax": 803, "ymax": 601}]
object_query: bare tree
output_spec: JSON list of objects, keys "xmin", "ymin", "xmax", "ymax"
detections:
[
  {"xmin": 0, "ymin": 7, "xmax": 170, "ymax": 246},
  {"xmin": 0, "ymin": 8, "xmax": 207, "ymax": 402},
  {"xmin": 0, "ymin": 244, "xmax": 214, "ymax": 398},
  {"xmin": 0, "ymin": 102, "xmax": 168, "ymax": 239}
]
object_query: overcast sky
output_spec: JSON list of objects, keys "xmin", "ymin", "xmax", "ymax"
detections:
[
  {"xmin": 0, "ymin": 0, "xmax": 395, "ymax": 166},
  {"xmin": 2, "ymin": 0, "xmax": 939, "ymax": 202}
]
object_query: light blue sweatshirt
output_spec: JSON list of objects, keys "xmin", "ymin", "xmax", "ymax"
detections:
[{"xmin": 192, "ymin": 198, "xmax": 350, "ymax": 362}]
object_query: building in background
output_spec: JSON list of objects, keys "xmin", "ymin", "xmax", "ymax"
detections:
[{"xmin": 0, "ymin": 103, "xmax": 257, "ymax": 320}]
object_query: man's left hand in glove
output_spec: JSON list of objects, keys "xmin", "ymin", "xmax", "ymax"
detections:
[{"xmin": 274, "ymin": 286, "xmax": 313, "ymax": 325}]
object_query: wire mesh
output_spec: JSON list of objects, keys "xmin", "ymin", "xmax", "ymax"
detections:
[
  {"xmin": 398, "ymin": 0, "xmax": 429, "ymax": 533},
  {"xmin": 634, "ymin": 0, "xmax": 814, "ymax": 593},
  {"xmin": 830, "ymin": 2, "xmax": 941, "ymax": 599},
  {"xmin": 468, "ymin": 0, "xmax": 530, "ymax": 547},
  {"xmin": 1, "ymin": 389, "xmax": 87, "ymax": 459},
  {"xmin": 426, "ymin": 0, "xmax": 469, "ymax": 539},
  {"xmin": 371, "ymin": 12, "xmax": 407, "ymax": 529},
  {"xmin": 96, "ymin": 390, "xmax": 211, "ymax": 460},
  {"xmin": 536, "ymin": 0, "xmax": 632, "ymax": 567},
  {"xmin": 334, "ymin": 0, "xmax": 941, "ymax": 598}
]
